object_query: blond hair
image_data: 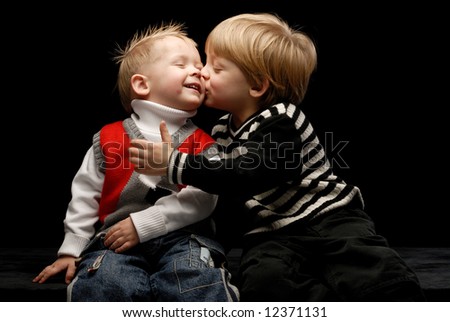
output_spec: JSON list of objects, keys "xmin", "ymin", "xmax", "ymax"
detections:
[
  {"xmin": 113, "ymin": 22, "xmax": 198, "ymax": 113},
  {"xmin": 205, "ymin": 13, "xmax": 317, "ymax": 107}
]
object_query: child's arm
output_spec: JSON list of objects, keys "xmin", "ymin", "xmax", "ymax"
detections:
[
  {"xmin": 103, "ymin": 187, "xmax": 217, "ymax": 253},
  {"xmin": 35, "ymin": 147, "xmax": 103, "ymax": 284},
  {"xmin": 130, "ymin": 116, "xmax": 305, "ymax": 197}
]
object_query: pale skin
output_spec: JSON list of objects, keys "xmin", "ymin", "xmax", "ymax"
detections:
[
  {"xmin": 34, "ymin": 36, "xmax": 204, "ymax": 284},
  {"xmin": 129, "ymin": 120, "xmax": 173, "ymax": 176},
  {"xmin": 129, "ymin": 50, "xmax": 268, "ymax": 176},
  {"xmin": 32, "ymin": 220, "xmax": 139, "ymax": 284}
]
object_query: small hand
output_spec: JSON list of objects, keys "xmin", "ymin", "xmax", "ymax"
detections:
[
  {"xmin": 103, "ymin": 217, "xmax": 139, "ymax": 253},
  {"xmin": 33, "ymin": 256, "xmax": 77, "ymax": 285},
  {"xmin": 129, "ymin": 120, "xmax": 173, "ymax": 176}
]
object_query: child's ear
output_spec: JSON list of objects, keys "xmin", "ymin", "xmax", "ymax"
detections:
[
  {"xmin": 131, "ymin": 74, "xmax": 150, "ymax": 96},
  {"xmin": 249, "ymin": 79, "xmax": 269, "ymax": 98}
]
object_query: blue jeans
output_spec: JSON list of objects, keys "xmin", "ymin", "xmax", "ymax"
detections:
[{"xmin": 67, "ymin": 231, "xmax": 239, "ymax": 302}]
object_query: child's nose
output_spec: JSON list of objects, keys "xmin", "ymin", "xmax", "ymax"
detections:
[{"xmin": 201, "ymin": 66, "xmax": 209, "ymax": 79}]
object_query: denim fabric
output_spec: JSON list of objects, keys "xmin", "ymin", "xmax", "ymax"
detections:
[{"xmin": 67, "ymin": 231, "xmax": 239, "ymax": 302}]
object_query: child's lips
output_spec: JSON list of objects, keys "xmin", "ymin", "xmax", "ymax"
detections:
[{"xmin": 184, "ymin": 83, "xmax": 201, "ymax": 92}]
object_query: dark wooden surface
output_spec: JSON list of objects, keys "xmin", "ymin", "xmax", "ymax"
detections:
[{"xmin": 1, "ymin": 247, "xmax": 449, "ymax": 302}]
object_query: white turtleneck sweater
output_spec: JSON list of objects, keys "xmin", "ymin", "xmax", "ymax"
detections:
[{"xmin": 58, "ymin": 99, "xmax": 217, "ymax": 257}]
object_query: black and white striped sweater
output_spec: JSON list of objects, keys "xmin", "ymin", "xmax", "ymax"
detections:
[{"xmin": 168, "ymin": 102, "xmax": 364, "ymax": 235}]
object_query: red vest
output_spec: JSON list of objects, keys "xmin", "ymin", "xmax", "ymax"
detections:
[{"xmin": 97, "ymin": 120, "xmax": 214, "ymax": 223}]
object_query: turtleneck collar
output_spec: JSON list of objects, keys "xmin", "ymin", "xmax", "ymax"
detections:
[{"xmin": 130, "ymin": 99, "xmax": 197, "ymax": 135}]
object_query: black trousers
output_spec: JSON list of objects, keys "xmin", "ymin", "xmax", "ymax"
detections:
[{"xmin": 238, "ymin": 207, "xmax": 425, "ymax": 301}]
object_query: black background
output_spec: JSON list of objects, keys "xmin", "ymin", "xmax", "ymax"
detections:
[{"xmin": 4, "ymin": 1, "xmax": 448, "ymax": 248}]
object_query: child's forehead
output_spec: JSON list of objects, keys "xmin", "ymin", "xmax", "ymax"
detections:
[
  {"xmin": 141, "ymin": 38, "xmax": 200, "ymax": 66},
  {"xmin": 205, "ymin": 51, "xmax": 222, "ymax": 62},
  {"xmin": 151, "ymin": 37, "xmax": 199, "ymax": 56},
  {"xmin": 206, "ymin": 54, "xmax": 236, "ymax": 69}
]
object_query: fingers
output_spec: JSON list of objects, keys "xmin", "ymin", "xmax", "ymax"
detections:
[
  {"xmin": 65, "ymin": 263, "xmax": 76, "ymax": 284},
  {"xmin": 113, "ymin": 241, "xmax": 129, "ymax": 254},
  {"xmin": 32, "ymin": 270, "xmax": 47, "ymax": 283},
  {"xmin": 129, "ymin": 140, "xmax": 148, "ymax": 165},
  {"xmin": 128, "ymin": 131, "xmax": 171, "ymax": 176},
  {"xmin": 33, "ymin": 265, "xmax": 56, "ymax": 284},
  {"xmin": 105, "ymin": 236, "xmax": 128, "ymax": 253},
  {"xmin": 33, "ymin": 257, "xmax": 75, "ymax": 284},
  {"xmin": 128, "ymin": 140, "xmax": 152, "ymax": 170},
  {"xmin": 129, "ymin": 139, "xmax": 152, "ymax": 149},
  {"xmin": 114, "ymin": 236, "xmax": 139, "ymax": 253},
  {"xmin": 104, "ymin": 220, "xmax": 139, "ymax": 253},
  {"xmin": 103, "ymin": 228, "xmax": 124, "ymax": 252},
  {"xmin": 159, "ymin": 120, "xmax": 172, "ymax": 144},
  {"xmin": 103, "ymin": 230, "xmax": 116, "ymax": 249}
]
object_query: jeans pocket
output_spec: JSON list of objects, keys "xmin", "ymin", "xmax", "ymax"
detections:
[
  {"xmin": 173, "ymin": 235, "xmax": 226, "ymax": 294},
  {"xmin": 190, "ymin": 234, "xmax": 228, "ymax": 268}
]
